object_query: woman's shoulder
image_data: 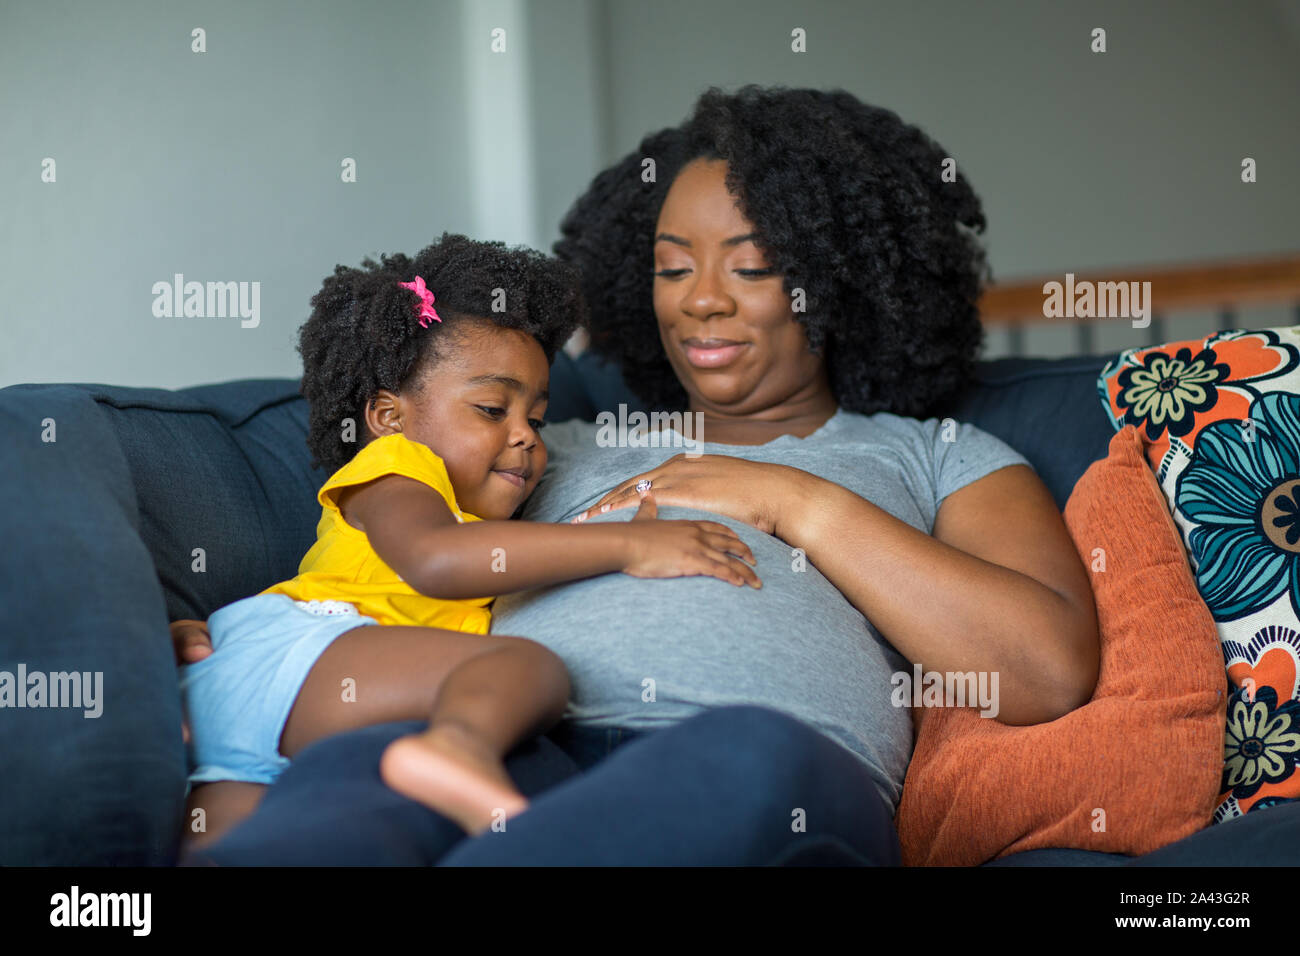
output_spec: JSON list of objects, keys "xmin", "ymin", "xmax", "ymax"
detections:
[
  {"xmin": 823, "ymin": 407, "xmax": 942, "ymax": 445},
  {"xmin": 827, "ymin": 408, "xmax": 1032, "ymax": 484},
  {"xmin": 834, "ymin": 408, "xmax": 1012, "ymax": 448},
  {"xmin": 814, "ymin": 408, "xmax": 1031, "ymax": 521}
]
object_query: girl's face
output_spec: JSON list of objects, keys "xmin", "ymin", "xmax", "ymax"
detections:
[
  {"xmin": 652, "ymin": 158, "xmax": 828, "ymax": 416},
  {"xmin": 366, "ymin": 320, "xmax": 550, "ymax": 520}
]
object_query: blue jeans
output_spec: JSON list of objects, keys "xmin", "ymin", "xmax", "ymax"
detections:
[{"xmin": 182, "ymin": 705, "xmax": 902, "ymax": 866}]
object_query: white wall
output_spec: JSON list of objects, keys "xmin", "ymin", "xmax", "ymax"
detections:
[
  {"xmin": 0, "ymin": 0, "xmax": 478, "ymax": 388},
  {"xmin": 3, "ymin": 0, "xmax": 1298, "ymax": 388}
]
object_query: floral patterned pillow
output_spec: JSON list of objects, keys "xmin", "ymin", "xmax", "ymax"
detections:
[{"xmin": 1098, "ymin": 325, "xmax": 1300, "ymax": 824}]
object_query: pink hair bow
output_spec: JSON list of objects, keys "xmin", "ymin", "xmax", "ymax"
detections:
[{"xmin": 398, "ymin": 275, "xmax": 442, "ymax": 327}]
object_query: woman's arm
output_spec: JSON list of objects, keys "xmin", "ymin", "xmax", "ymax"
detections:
[
  {"xmin": 575, "ymin": 454, "xmax": 1099, "ymax": 726},
  {"xmin": 342, "ymin": 475, "xmax": 760, "ymax": 599},
  {"xmin": 780, "ymin": 463, "xmax": 1099, "ymax": 726}
]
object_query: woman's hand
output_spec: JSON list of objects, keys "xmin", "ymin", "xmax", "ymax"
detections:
[
  {"xmin": 618, "ymin": 493, "xmax": 761, "ymax": 588},
  {"xmin": 571, "ymin": 454, "xmax": 813, "ymax": 537}
]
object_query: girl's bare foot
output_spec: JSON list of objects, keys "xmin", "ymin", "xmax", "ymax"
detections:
[{"xmin": 379, "ymin": 723, "xmax": 529, "ymax": 835}]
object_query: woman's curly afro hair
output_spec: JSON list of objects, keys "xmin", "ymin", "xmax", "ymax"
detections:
[
  {"xmin": 298, "ymin": 232, "xmax": 585, "ymax": 474},
  {"xmin": 554, "ymin": 84, "xmax": 990, "ymax": 417}
]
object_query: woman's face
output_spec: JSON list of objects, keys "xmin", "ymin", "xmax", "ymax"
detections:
[{"xmin": 652, "ymin": 158, "xmax": 828, "ymax": 416}]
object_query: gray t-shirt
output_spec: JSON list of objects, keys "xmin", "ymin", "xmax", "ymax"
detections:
[{"xmin": 489, "ymin": 406, "xmax": 1032, "ymax": 811}]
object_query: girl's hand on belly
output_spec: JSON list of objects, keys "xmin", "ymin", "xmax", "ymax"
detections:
[
  {"xmin": 571, "ymin": 454, "xmax": 809, "ymax": 538},
  {"xmin": 616, "ymin": 492, "xmax": 761, "ymax": 589}
]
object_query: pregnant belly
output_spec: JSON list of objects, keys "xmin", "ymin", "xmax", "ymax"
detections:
[{"xmin": 489, "ymin": 507, "xmax": 914, "ymax": 784}]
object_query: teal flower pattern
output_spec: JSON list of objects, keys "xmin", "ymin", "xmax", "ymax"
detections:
[{"xmin": 1176, "ymin": 392, "xmax": 1300, "ymax": 621}]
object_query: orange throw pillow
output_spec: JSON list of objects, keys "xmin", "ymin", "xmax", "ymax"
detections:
[{"xmin": 893, "ymin": 424, "xmax": 1226, "ymax": 865}]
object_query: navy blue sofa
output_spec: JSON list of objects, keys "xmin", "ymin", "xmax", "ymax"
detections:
[{"xmin": 3, "ymin": 349, "xmax": 1298, "ymax": 865}]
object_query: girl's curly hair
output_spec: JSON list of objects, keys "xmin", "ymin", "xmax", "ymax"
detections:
[
  {"xmin": 298, "ymin": 232, "xmax": 585, "ymax": 473},
  {"xmin": 554, "ymin": 85, "xmax": 990, "ymax": 416}
]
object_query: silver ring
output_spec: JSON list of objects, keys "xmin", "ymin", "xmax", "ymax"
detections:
[{"xmin": 635, "ymin": 479, "xmax": 652, "ymax": 493}]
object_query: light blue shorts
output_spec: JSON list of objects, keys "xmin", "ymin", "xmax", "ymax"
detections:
[{"xmin": 179, "ymin": 592, "xmax": 378, "ymax": 787}]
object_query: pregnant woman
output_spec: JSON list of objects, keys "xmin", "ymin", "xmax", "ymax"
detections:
[{"xmin": 176, "ymin": 85, "xmax": 1100, "ymax": 865}]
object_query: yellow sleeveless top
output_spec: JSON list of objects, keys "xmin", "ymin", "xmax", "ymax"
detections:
[{"xmin": 262, "ymin": 433, "xmax": 493, "ymax": 633}]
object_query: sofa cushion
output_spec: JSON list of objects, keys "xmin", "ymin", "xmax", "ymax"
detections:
[
  {"xmin": 894, "ymin": 424, "xmax": 1227, "ymax": 865},
  {"xmin": 1098, "ymin": 326, "xmax": 1300, "ymax": 823},
  {"xmin": 0, "ymin": 385, "xmax": 187, "ymax": 864},
  {"xmin": 91, "ymin": 380, "xmax": 325, "ymax": 622}
]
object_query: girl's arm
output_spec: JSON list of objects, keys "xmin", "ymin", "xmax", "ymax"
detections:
[{"xmin": 339, "ymin": 474, "xmax": 759, "ymax": 600}]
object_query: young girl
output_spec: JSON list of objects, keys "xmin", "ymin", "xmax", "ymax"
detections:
[{"xmin": 178, "ymin": 234, "xmax": 760, "ymax": 848}]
